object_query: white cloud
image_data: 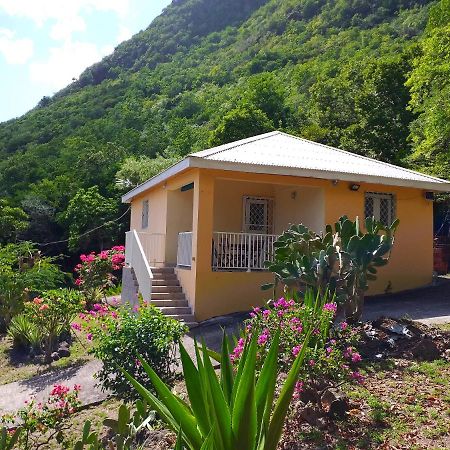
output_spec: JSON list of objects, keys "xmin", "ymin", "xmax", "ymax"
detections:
[
  {"xmin": 29, "ymin": 40, "xmax": 112, "ymax": 90},
  {"xmin": 0, "ymin": 0, "xmax": 130, "ymax": 40},
  {"xmin": 0, "ymin": 28, "xmax": 33, "ymax": 64}
]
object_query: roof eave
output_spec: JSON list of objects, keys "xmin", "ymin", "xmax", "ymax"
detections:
[{"xmin": 189, "ymin": 157, "xmax": 450, "ymax": 192}]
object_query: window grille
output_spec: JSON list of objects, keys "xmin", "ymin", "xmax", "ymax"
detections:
[
  {"xmin": 364, "ymin": 192, "xmax": 395, "ymax": 226},
  {"xmin": 243, "ymin": 196, "xmax": 274, "ymax": 234},
  {"xmin": 141, "ymin": 200, "xmax": 149, "ymax": 229}
]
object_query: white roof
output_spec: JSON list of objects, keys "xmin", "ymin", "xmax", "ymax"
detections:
[{"xmin": 122, "ymin": 131, "xmax": 450, "ymax": 202}]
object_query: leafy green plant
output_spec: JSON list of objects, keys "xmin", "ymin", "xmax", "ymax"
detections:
[
  {"xmin": 0, "ymin": 426, "xmax": 22, "ymax": 450},
  {"xmin": 237, "ymin": 290, "xmax": 362, "ymax": 386},
  {"xmin": 0, "ymin": 242, "xmax": 65, "ymax": 330},
  {"xmin": 23, "ymin": 289, "xmax": 84, "ymax": 360},
  {"xmin": 73, "ymin": 401, "xmax": 154, "ymax": 450},
  {"xmin": 7, "ymin": 314, "xmax": 42, "ymax": 350},
  {"xmin": 1, "ymin": 385, "xmax": 80, "ymax": 449},
  {"xmin": 121, "ymin": 326, "xmax": 311, "ymax": 450},
  {"xmin": 265, "ymin": 216, "xmax": 399, "ymax": 322},
  {"xmin": 81, "ymin": 303, "xmax": 187, "ymax": 399}
]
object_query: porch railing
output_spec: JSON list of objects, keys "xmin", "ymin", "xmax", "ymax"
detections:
[
  {"xmin": 137, "ymin": 232, "xmax": 166, "ymax": 265},
  {"xmin": 125, "ymin": 230, "xmax": 153, "ymax": 301},
  {"xmin": 177, "ymin": 232, "xmax": 193, "ymax": 268},
  {"xmin": 212, "ymin": 232, "xmax": 279, "ymax": 271}
]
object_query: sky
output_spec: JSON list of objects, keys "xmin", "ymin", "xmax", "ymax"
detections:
[{"xmin": 0, "ymin": 0, "xmax": 172, "ymax": 123}]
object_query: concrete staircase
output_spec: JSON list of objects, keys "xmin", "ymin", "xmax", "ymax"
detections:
[{"xmin": 150, "ymin": 267, "xmax": 197, "ymax": 328}]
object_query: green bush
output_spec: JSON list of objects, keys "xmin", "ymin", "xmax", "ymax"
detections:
[
  {"xmin": 22, "ymin": 289, "xmax": 85, "ymax": 359},
  {"xmin": 89, "ymin": 304, "xmax": 187, "ymax": 400},
  {"xmin": 7, "ymin": 314, "xmax": 42, "ymax": 350},
  {"xmin": 0, "ymin": 242, "xmax": 66, "ymax": 330}
]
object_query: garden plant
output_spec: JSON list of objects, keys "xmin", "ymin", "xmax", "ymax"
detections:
[
  {"xmin": 74, "ymin": 302, "xmax": 187, "ymax": 399},
  {"xmin": 121, "ymin": 326, "xmax": 312, "ymax": 450},
  {"xmin": 265, "ymin": 216, "xmax": 399, "ymax": 322}
]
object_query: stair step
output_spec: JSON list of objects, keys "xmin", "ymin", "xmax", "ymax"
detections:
[
  {"xmin": 150, "ymin": 300, "xmax": 188, "ymax": 307},
  {"xmin": 152, "ymin": 285, "xmax": 182, "ymax": 293},
  {"xmin": 152, "ymin": 279, "xmax": 179, "ymax": 286},
  {"xmin": 166, "ymin": 314, "xmax": 196, "ymax": 323},
  {"xmin": 151, "ymin": 292, "xmax": 185, "ymax": 300},
  {"xmin": 152, "ymin": 273, "xmax": 177, "ymax": 280},
  {"xmin": 159, "ymin": 306, "xmax": 192, "ymax": 315},
  {"xmin": 151, "ymin": 267, "xmax": 175, "ymax": 274}
]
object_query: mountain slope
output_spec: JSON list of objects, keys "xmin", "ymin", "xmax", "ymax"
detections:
[{"xmin": 0, "ymin": 0, "xmax": 445, "ymax": 252}]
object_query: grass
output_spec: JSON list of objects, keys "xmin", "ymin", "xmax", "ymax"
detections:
[{"xmin": 0, "ymin": 328, "xmax": 94, "ymax": 385}]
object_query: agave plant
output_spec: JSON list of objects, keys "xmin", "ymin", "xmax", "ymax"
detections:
[
  {"xmin": 121, "ymin": 328, "xmax": 311, "ymax": 450},
  {"xmin": 0, "ymin": 426, "xmax": 22, "ymax": 450}
]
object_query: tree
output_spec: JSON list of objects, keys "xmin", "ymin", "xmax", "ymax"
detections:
[
  {"xmin": 60, "ymin": 186, "xmax": 119, "ymax": 252},
  {"xmin": 210, "ymin": 104, "xmax": 274, "ymax": 146},
  {"xmin": 115, "ymin": 155, "xmax": 179, "ymax": 190},
  {"xmin": 242, "ymin": 72, "xmax": 287, "ymax": 126},
  {"xmin": 405, "ymin": 0, "xmax": 450, "ymax": 178},
  {"xmin": 0, "ymin": 199, "xmax": 28, "ymax": 244}
]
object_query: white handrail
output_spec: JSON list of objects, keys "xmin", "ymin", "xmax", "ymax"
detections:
[
  {"xmin": 177, "ymin": 232, "xmax": 193, "ymax": 268},
  {"xmin": 212, "ymin": 231, "xmax": 279, "ymax": 271},
  {"xmin": 125, "ymin": 230, "xmax": 153, "ymax": 302}
]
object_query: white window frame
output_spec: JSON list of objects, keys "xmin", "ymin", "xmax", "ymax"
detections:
[
  {"xmin": 141, "ymin": 200, "xmax": 149, "ymax": 229},
  {"xmin": 364, "ymin": 192, "xmax": 395, "ymax": 226},
  {"xmin": 242, "ymin": 196, "xmax": 274, "ymax": 234}
]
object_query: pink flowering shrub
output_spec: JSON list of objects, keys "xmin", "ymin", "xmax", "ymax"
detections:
[
  {"xmin": 22, "ymin": 289, "xmax": 84, "ymax": 360},
  {"xmin": 0, "ymin": 384, "xmax": 81, "ymax": 448},
  {"xmin": 72, "ymin": 301, "xmax": 187, "ymax": 399},
  {"xmin": 74, "ymin": 246, "xmax": 125, "ymax": 303},
  {"xmin": 233, "ymin": 291, "xmax": 363, "ymax": 389}
]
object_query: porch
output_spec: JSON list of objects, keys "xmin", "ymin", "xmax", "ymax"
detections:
[{"xmin": 128, "ymin": 176, "xmax": 325, "ymax": 272}]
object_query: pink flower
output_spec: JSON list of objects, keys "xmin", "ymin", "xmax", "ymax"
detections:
[
  {"xmin": 312, "ymin": 328, "xmax": 320, "ymax": 335},
  {"xmin": 323, "ymin": 303, "xmax": 337, "ymax": 313},
  {"xmin": 308, "ymin": 359, "xmax": 315, "ymax": 366},
  {"xmin": 252, "ymin": 307, "xmax": 261, "ymax": 314},
  {"xmin": 71, "ymin": 323, "xmax": 81, "ymax": 331},
  {"xmin": 110, "ymin": 311, "xmax": 118, "ymax": 319},
  {"xmin": 293, "ymin": 380, "xmax": 304, "ymax": 399},
  {"xmin": 86, "ymin": 333, "xmax": 93, "ymax": 341},
  {"xmin": 292, "ymin": 345, "xmax": 302, "ymax": 357},
  {"xmin": 73, "ymin": 384, "xmax": 81, "ymax": 391},
  {"xmin": 75, "ymin": 278, "xmax": 83, "ymax": 286},
  {"xmin": 340, "ymin": 321, "xmax": 348, "ymax": 331},
  {"xmin": 39, "ymin": 304, "xmax": 49, "ymax": 311},
  {"xmin": 230, "ymin": 338, "xmax": 245, "ymax": 363},
  {"xmin": 257, "ymin": 331, "xmax": 269, "ymax": 345},
  {"xmin": 262, "ymin": 309, "xmax": 270, "ymax": 319},
  {"xmin": 351, "ymin": 371, "xmax": 364, "ymax": 384},
  {"xmin": 351, "ymin": 352, "xmax": 362, "ymax": 363}
]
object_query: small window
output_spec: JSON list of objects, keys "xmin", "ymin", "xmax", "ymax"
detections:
[
  {"xmin": 141, "ymin": 200, "xmax": 149, "ymax": 229},
  {"xmin": 243, "ymin": 196, "xmax": 273, "ymax": 234},
  {"xmin": 364, "ymin": 192, "xmax": 395, "ymax": 226}
]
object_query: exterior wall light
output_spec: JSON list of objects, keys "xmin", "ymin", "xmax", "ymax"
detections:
[{"xmin": 350, "ymin": 183, "xmax": 360, "ymax": 191}]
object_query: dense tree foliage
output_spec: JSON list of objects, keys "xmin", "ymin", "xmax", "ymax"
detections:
[{"xmin": 0, "ymin": 0, "xmax": 447, "ymax": 255}]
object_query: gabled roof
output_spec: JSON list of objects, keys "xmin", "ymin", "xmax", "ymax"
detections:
[{"xmin": 122, "ymin": 131, "xmax": 450, "ymax": 202}]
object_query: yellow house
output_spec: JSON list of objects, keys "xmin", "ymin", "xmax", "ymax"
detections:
[{"xmin": 121, "ymin": 131, "xmax": 450, "ymax": 324}]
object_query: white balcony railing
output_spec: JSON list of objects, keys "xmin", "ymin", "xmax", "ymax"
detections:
[
  {"xmin": 125, "ymin": 230, "xmax": 153, "ymax": 301},
  {"xmin": 137, "ymin": 232, "xmax": 166, "ymax": 265},
  {"xmin": 177, "ymin": 232, "xmax": 193, "ymax": 268},
  {"xmin": 212, "ymin": 232, "xmax": 279, "ymax": 271}
]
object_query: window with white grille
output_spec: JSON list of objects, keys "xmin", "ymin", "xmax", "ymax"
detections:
[
  {"xmin": 364, "ymin": 192, "xmax": 395, "ymax": 226},
  {"xmin": 243, "ymin": 196, "xmax": 273, "ymax": 233},
  {"xmin": 141, "ymin": 200, "xmax": 149, "ymax": 229}
]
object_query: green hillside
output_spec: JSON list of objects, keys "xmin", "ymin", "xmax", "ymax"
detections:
[{"xmin": 0, "ymin": 0, "xmax": 449, "ymax": 254}]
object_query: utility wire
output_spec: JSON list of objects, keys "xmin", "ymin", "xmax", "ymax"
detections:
[{"xmin": 28, "ymin": 206, "xmax": 131, "ymax": 248}]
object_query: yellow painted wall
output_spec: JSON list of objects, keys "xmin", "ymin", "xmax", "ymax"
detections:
[
  {"xmin": 129, "ymin": 167, "xmax": 433, "ymax": 321},
  {"xmin": 130, "ymin": 187, "xmax": 167, "ymax": 234},
  {"xmin": 189, "ymin": 169, "xmax": 433, "ymax": 320}
]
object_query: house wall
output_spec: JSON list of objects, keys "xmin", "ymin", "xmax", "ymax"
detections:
[
  {"xmin": 273, "ymin": 185, "xmax": 325, "ymax": 233},
  {"xmin": 130, "ymin": 186, "xmax": 167, "ymax": 234},
  {"xmin": 190, "ymin": 169, "xmax": 433, "ymax": 321},
  {"xmin": 128, "ymin": 167, "xmax": 433, "ymax": 322}
]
